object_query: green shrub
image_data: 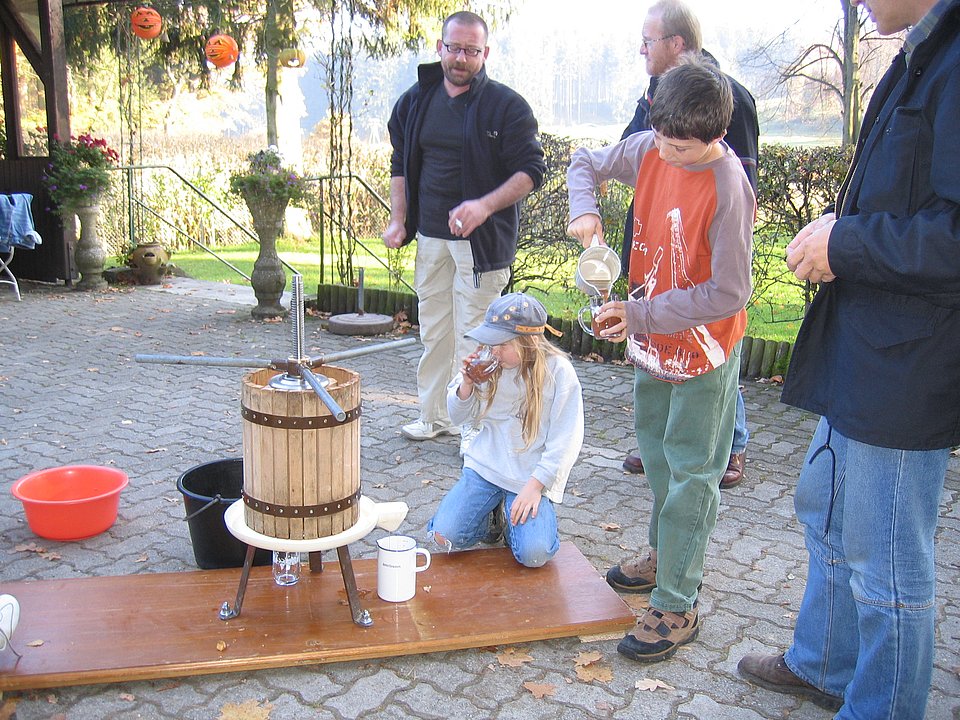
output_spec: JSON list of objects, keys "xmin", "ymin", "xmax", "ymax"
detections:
[{"xmin": 752, "ymin": 143, "xmax": 854, "ymax": 323}]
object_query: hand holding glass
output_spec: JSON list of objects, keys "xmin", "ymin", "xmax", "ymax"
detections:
[
  {"xmin": 578, "ymin": 296, "xmax": 620, "ymax": 339},
  {"xmin": 464, "ymin": 345, "xmax": 500, "ymax": 383}
]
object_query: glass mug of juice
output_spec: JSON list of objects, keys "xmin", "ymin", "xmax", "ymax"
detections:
[
  {"xmin": 464, "ymin": 345, "xmax": 500, "ymax": 383},
  {"xmin": 578, "ymin": 295, "xmax": 619, "ymax": 339}
]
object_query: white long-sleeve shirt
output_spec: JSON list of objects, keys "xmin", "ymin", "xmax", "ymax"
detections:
[{"xmin": 447, "ymin": 354, "xmax": 584, "ymax": 504}]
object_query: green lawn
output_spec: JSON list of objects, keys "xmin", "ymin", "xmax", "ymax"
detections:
[{"xmin": 171, "ymin": 239, "xmax": 803, "ymax": 344}]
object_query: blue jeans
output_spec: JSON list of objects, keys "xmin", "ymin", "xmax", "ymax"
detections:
[
  {"xmin": 426, "ymin": 467, "xmax": 560, "ymax": 568},
  {"xmin": 732, "ymin": 389, "xmax": 748, "ymax": 454},
  {"xmin": 785, "ymin": 417, "xmax": 947, "ymax": 719}
]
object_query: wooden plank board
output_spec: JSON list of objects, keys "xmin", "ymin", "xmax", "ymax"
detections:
[{"xmin": 0, "ymin": 542, "xmax": 634, "ymax": 691}]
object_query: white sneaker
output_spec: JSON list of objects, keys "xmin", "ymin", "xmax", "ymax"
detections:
[
  {"xmin": 459, "ymin": 425, "xmax": 481, "ymax": 457},
  {"xmin": 401, "ymin": 420, "xmax": 460, "ymax": 440}
]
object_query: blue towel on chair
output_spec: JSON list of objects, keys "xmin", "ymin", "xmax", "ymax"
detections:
[{"xmin": 0, "ymin": 194, "xmax": 43, "ymax": 253}]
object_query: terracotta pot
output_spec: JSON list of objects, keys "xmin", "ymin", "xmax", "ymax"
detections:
[{"xmin": 128, "ymin": 242, "xmax": 170, "ymax": 285}]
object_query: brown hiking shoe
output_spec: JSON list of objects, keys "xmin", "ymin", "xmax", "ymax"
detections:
[
  {"xmin": 617, "ymin": 606, "xmax": 699, "ymax": 662},
  {"xmin": 737, "ymin": 653, "xmax": 843, "ymax": 711},
  {"xmin": 606, "ymin": 552, "xmax": 657, "ymax": 593}
]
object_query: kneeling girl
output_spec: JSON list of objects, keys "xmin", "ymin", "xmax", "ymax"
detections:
[{"xmin": 428, "ymin": 292, "xmax": 584, "ymax": 567}]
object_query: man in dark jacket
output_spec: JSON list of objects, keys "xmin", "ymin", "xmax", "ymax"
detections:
[
  {"xmin": 383, "ymin": 11, "xmax": 545, "ymax": 442},
  {"xmin": 738, "ymin": 0, "xmax": 958, "ymax": 717},
  {"xmin": 617, "ymin": 0, "xmax": 759, "ymax": 489}
]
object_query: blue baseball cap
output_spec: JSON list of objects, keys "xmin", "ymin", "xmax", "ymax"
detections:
[{"xmin": 465, "ymin": 292, "xmax": 548, "ymax": 346}]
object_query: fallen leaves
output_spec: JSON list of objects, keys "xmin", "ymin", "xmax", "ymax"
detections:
[
  {"xmin": 574, "ymin": 650, "xmax": 613, "ymax": 683},
  {"xmin": 599, "ymin": 522, "xmax": 621, "ymax": 531},
  {"xmin": 217, "ymin": 699, "xmax": 273, "ymax": 720},
  {"xmin": 12, "ymin": 543, "xmax": 61, "ymax": 561},
  {"xmin": 488, "ymin": 645, "xmax": 623, "ymax": 702},
  {"xmin": 0, "ymin": 698, "xmax": 16, "ymax": 720},
  {"xmin": 14, "ymin": 542, "xmax": 45, "ymax": 553},
  {"xmin": 574, "ymin": 650, "xmax": 603, "ymax": 666},
  {"xmin": 635, "ymin": 677, "xmax": 675, "ymax": 692},
  {"xmin": 522, "ymin": 681, "xmax": 556, "ymax": 699},
  {"xmin": 621, "ymin": 593, "xmax": 650, "ymax": 613},
  {"xmin": 496, "ymin": 647, "xmax": 534, "ymax": 667}
]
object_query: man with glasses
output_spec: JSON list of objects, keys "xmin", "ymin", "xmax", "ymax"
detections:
[
  {"xmin": 384, "ymin": 10, "xmax": 545, "ymax": 443},
  {"xmin": 617, "ymin": 0, "xmax": 759, "ymax": 491}
]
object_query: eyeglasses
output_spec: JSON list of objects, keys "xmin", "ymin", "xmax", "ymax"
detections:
[
  {"xmin": 640, "ymin": 35, "xmax": 678, "ymax": 49},
  {"xmin": 442, "ymin": 43, "xmax": 484, "ymax": 57}
]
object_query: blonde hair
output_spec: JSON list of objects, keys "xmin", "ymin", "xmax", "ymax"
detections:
[{"xmin": 475, "ymin": 334, "xmax": 566, "ymax": 450}]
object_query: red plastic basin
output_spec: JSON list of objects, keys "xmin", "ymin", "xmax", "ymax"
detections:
[{"xmin": 12, "ymin": 465, "xmax": 129, "ymax": 541}]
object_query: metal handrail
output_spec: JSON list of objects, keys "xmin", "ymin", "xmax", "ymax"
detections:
[
  {"xmin": 132, "ymin": 198, "xmax": 251, "ymax": 281},
  {"xmin": 113, "ymin": 165, "xmax": 413, "ymax": 294},
  {"xmin": 114, "ymin": 164, "xmax": 297, "ymax": 276},
  {"xmin": 306, "ymin": 173, "xmax": 415, "ymax": 295}
]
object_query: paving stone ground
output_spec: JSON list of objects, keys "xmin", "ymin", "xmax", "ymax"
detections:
[{"xmin": 1, "ymin": 279, "xmax": 958, "ymax": 720}]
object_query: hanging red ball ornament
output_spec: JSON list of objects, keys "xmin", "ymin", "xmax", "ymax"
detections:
[
  {"xmin": 205, "ymin": 34, "xmax": 240, "ymax": 69},
  {"xmin": 131, "ymin": 7, "xmax": 163, "ymax": 40}
]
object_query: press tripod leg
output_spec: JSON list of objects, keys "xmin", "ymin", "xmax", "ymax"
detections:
[
  {"xmin": 219, "ymin": 544, "xmax": 256, "ymax": 620},
  {"xmin": 336, "ymin": 545, "xmax": 373, "ymax": 627}
]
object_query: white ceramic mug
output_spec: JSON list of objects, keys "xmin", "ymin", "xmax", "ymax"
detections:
[
  {"xmin": 377, "ymin": 535, "xmax": 431, "ymax": 602},
  {"xmin": 0, "ymin": 594, "xmax": 19, "ymax": 652}
]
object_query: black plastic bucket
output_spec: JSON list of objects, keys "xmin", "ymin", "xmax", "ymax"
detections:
[{"xmin": 177, "ymin": 458, "xmax": 271, "ymax": 569}]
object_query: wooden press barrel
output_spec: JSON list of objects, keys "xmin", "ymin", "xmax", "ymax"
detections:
[{"xmin": 240, "ymin": 365, "xmax": 361, "ymax": 540}]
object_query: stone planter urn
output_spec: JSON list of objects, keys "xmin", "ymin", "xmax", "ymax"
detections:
[
  {"xmin": 128, "ymin": 242, "xmax": 170, "ymax": 285},
  {"xmin": 242, "ymin": 191, "xmax": 289, "ymax": 320},
  {"xmin": 70, "ymin": 200, "xmax": 108, "ymax": 291}
]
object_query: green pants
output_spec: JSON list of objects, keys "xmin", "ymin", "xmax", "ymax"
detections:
[{"xmin": 633, "ymin": 343, "xmax": 740, "ymax": 613}]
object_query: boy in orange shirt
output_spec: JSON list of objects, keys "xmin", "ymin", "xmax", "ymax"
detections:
[{"xmin": 567, "ymin": 58, "xmax": 754, "ymax": 662}]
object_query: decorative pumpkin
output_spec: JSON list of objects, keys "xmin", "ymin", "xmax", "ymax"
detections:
[
  {"xmin": 131, "ymin": 7, "xmax": 162, "ymax": 40},
  {"xmin": 205, "ymin": 34, "xmax": 240, "ymax": 69},
  {"xmin": 278, "ymin": 48, "xmax": 306, "ymax": 68}
]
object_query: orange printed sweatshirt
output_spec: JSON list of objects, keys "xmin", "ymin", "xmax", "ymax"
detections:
[{"xmin": 567, "ymin": 131, "xmax": 755, "ymax": 382}]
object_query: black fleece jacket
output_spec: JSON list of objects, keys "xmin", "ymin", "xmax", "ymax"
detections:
[{"xmin": 388, "ymin": 62, "xmax": 546, "ymax": 277}]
